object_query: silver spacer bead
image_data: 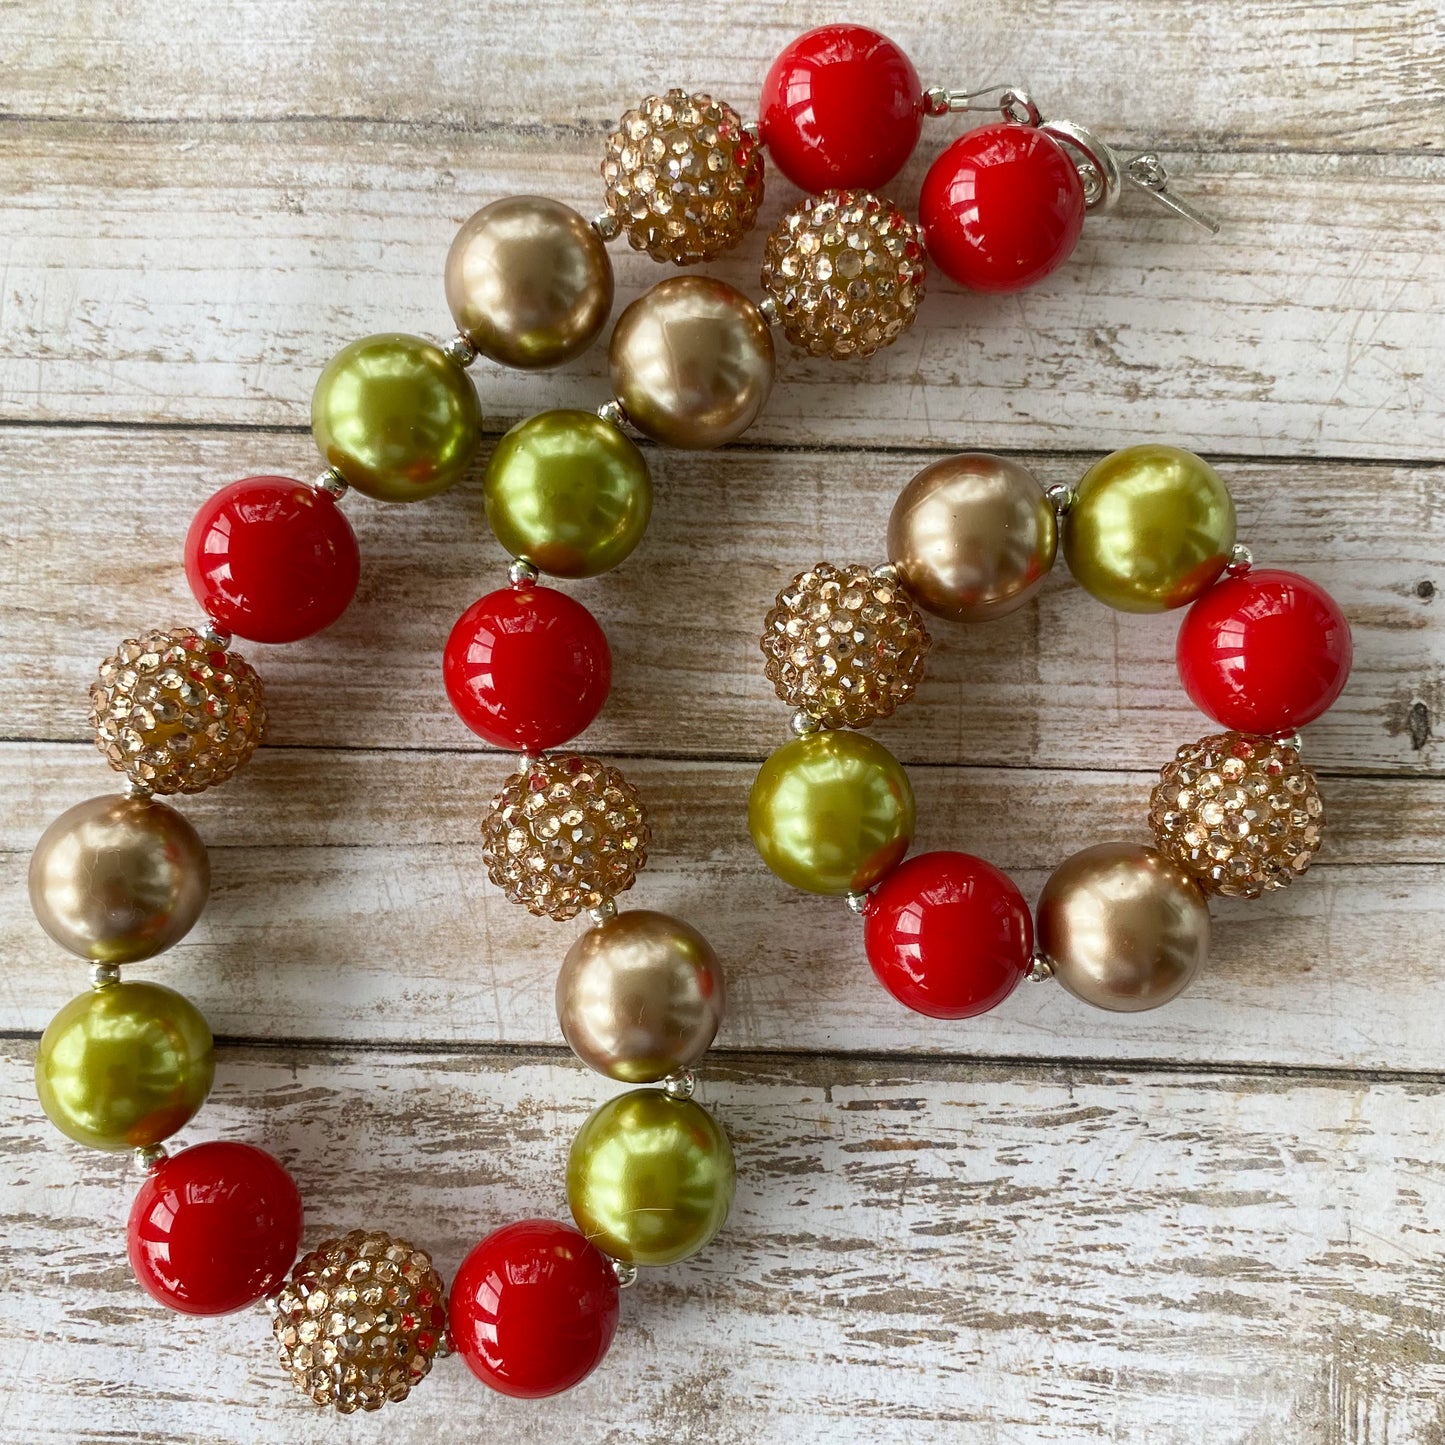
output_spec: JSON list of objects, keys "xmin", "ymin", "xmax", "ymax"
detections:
[
  {"xmin": 790, "ymin": 709, "xmax": 821, "ymax": 738},
  {"xmin": 845, "ymin": 890, "xmax": 870, "ymax": 916},
  {"xmin": 871, "ymin": 562, "xmax": 901, "ymax": 585},
  {"xmin": 1226, "ymin": 542, "xmax": 1254, "ymax": 576},
  {"xmin": 922, "ymin": 84, "xmax": 951, "ymax": 118},
  {"xmin": 517, "ymin": 750, "xmax": 541, "ymax": 774},
  {"xmin": 742, "ymin": 120, "xmax": 761, "ymax": 142},
  {"xmin": 591, "ymin": 211, "xmax": 622, "ymax": 242},
  {"xmin": 596, "ymin": 397, "xmax": 630, "ymax": 430},
  {"xmin": 1276, "ymin": 730, "xmax": 1304, "ymax": 751},
  {"xmin": 1045, "ymin": 483, "xmax": 1075, "ymax": 515},
  {"xmin": 508, "ymin": 558, "xmax": 540, "ymax": 587},
  {"xmin": 133, "ymin": 1143, "xmax": 168, "ymax": 1174},
  {"xmin": 124, "ymin": 777, "xmax": 154, "ymax": 801},
  {"xmin": 91, "ymin": 961, "xmax": 122, "ymax": 990},
  {"xmin": 200, "ymin": 620, "xmax": 232, "ymax": 649},
  {"xmin": 758, "ymin": 295, "xmax": 782, "ymax": 327},
  {"xmin": 588, "ymin": 899, "xmax": 618, "ymax": 926},
  {"xmin": 313, "ymin": 466, "xmax": 349, "ymax": 499},
  {"xmin": 610, "ymin": 1258, "xmax": 639, "ymax": 1288},
  {"xmin": 442, "ymin": 332, "xmax": 478, "ymax": 368},
  {"xmin": 1028, "ymin": 953, "xmax": 1056, "ymax": 982},
  {"xmin": 661, "ymin": 1069, "xmax": 696, "ymax": 1101}
]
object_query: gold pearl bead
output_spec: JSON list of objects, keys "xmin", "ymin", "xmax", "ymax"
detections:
[
  {"xmin": 89, "ymin": 628, "xmax": 266, "ymax": 794},
  {"xmin": 480, "ymin": 755, "xmax": 651, "ymax": 921},
  {"xmin": 887, "ymin": 454, "xmax": 1058, "ymax": 622},
  {"xmin": 609, "ymin": 277, "xmax": 774, "ymax": 450},
  {"xmin": 29, "ymin": 794, "xmax": 209, "ymax": 963},
  {"xmin": 761, "ymin": 562, "xmax": 931, "ymax": 728},
  {"xmin": 760, "ymin": 190, "xmax": 925, "ymax": 359},
  {"xmin": 556, "ymin": 910, "xmax": 724, "ymax": 1082},
  {"xmin": 1150, "ymin": 732, "xmax": 1325, "ymax": 898},
  {"xmin": 602, "ymin": 90, "xmax": 764, "ymax": 264},
  {"xmin": 445, "ymin": 196, "xmax": 613, "ymax": 369},
  {"xmin": 1036, "ymin": 843, "xmax": 1210, "ymax": 1012}
]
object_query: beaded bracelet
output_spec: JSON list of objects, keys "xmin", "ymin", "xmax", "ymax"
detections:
[
  {"xmin": 27, "ymin": 21, "xmax": 1240, "ymax": 1417},
  {"xmin": 748, "ymin": 448, "xmax": 1352, "ymax": 1016}
]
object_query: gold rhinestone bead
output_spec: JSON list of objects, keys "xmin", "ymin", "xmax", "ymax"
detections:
[
  {"xmin": 480, "ymin": 754, "xmax": 651, "ymax": 921},
  {"xmin": 761, "ymin": 562, "xmax": 932, "ymax": 729},
  {"xmin": 760, "ymin": 190, "xmax": 926, "ymax": 360},
  {"xmin": 272, "ymin": 1229, "xmax": 448, "ymax": 1414},
  {"xmin": 1148, "ymin": 731, "xmax": 1326, "ymax": 899},
  {"xmin": 88, "ymin": 627, "xmax": 266, "ymax": 795},
  {"xmin": 602, "ymin": 89, "xmax": 764, "ymax": 265}
]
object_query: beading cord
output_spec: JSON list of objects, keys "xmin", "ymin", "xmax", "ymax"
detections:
[{"xmin": 25, "ymin": 20, "xmax": 1271, "ymax": 1414}]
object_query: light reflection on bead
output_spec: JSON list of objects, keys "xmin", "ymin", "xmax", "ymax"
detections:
[{"xmin": 1149, "ymin": 731, "xmax": 1325, "ymax": 898}]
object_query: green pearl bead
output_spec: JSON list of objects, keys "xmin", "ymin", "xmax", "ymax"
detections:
[
  {"xmin": 311, "ymin": 333, "xmax": 482, "ymax": 503},
  {"xmin": 1062, "ymin": 444, "xmax": 1236, "ymax": 612},
  {"xmin": 566, "ymin": 1090, "xmax": 734, "ymax": 1267},
  {"xmin": 34, "ymin": 981, "xmax": 214, "ymax": 1151},
  {"xmin": 484, "ymin": 409, "xmax": 652, "ymax": 578},
  {"xmin": 748, "ymin": 731, "xmax": 915, "ymax": 895}
]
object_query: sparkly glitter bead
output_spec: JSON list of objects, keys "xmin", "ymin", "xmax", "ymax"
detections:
[
  {"xmin": 1148, "ymin": 732, "xmax": 1326, "ymax": 899},
  {"xmin": 760, "ymin": 191, "xmax": 925, "ymax": 359},
  {"xmin": 761, "ymin": 562, "xmax": 931, "ymax": 729},
  {"xmin": 480, "ymin": 754, "xmax": 651, "ymax": 921},
  {"xmin": 271, "ymin": 1229, "xmax": 448, "ymax": 1414},
  {"xmin": 602, "ymin": 89, "xmax": 764, "ymax": 265},
  {"xmin": 89, "ymin": 627, "xmax": 266, "ymax": 795}
]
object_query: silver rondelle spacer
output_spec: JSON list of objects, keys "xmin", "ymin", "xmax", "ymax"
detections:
[
  {"xmin": 313, "ymin": 466, "xmax": 349, "ymax": 499},
  {"xmin": 596, "ymin": 397, "xmax": 630, "ymax": 430},
  {"xmin": 133, "ymin": 1143, "xmax": 168, "ymax": 1174},
  {"xmin": 742, "ymin": 120, "xmax": 761, "ymax": 141},
  {"xmin": 517, "ymin": 750, "xmax": 541, "ymax": 774},
  {"xmin": 442, "ymin": 332, "xmax": 478, "ymax": 368},
  {"xmin": 591, "ymin": 211, "xmax": 622, "ymax": 242},
  {"xmin": 871, "ymin": 562, "xmax": 901, "ymax": 585},
  {"xmin": 758, "ymin": 295, "xmax": 782, "ymax": 327},
  {"xmin": 91, "ymin": 961, "xmax": 122, "ymax": 990},
  {"xmin": 1276, "ymin": 731, "xmax": 1304, "ymax": 751},
  {"xmin": 1045, "ymin": 483, "xmax": 1075, "ymax": 515},
  {"xmin": 508, "ymin": 558, "xmax": 540, "ymax": 587},
  {"xmin": 845, "ymin": 890, "xmax": 870, "ymax": 916},
  {"xmin": 1226, "ymin": 542, "xmax": 1254, "ymax": 576},
  {"xmin": 1028, "ymin": 953, "xmax": 1056, "ymax": 982},
  {"xmin": 610, "ymin": 1258, "xmax": 639, "ymax": 1288},
  {"xmin": 662, "ymin": 1069, "xmax": 696, "ymax": 1101},
  {"xmin": 790, "ymin": 709, "xmax": 820, "ymax": 737},
  {"xmin": 588, "ymin": 899, "xmax": 618, "ymax": 926},
  {"xmin": 922, "ymin": 84, "xmax": 951, "ymax": 117},
  {"xmin": 124, "ymin": 777, "xmax": 154, "ymax": 801},
  {"xmin": 200, "ymin": 620, "xmax": 232, "ymax": 649}
]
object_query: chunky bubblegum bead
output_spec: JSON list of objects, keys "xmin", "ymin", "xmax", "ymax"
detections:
[
  {"xmin": 919, "ymin": 124, "xmax": 1086, "ymax": 292},
  {"xmin": 443, "ymin": 585, "xmax": 611, "ymax": 752},
  {"xmin": 864, "ymin": 851, "xmax": 1033, "ymax": 1019},
  {"xmin": 450, "ymin": 1219, "xmax": 620, "ymax": 1398},
  {"xmin": 184, "ymin": 477, "xmax": 360, "ymax": 644},
  {"xmin": 128, "ymin": 1141, "xmax": 302, "ymax": 1315},
  {"xmin": 1176, "ymin": 569, "xmax": 1353, "ymax": 734},
  {"xmin": 760, "ymin": 25, "xmax": 923, "ymax": 194}
]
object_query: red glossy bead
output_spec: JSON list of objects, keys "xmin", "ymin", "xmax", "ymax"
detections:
[
  {"xmin": 450, "ymin": 1219, "xmax": 620, "ymax": 1398},
  {"xmin": 1176, "ymin": 568, "xmax": 1353, "ymax": 734},
  {"xmin": 919, "ymin": 124, "xmax": 1086, "ymax": 293},
  {"xmin": 444, "ymin": 585, "xmax": 611, "ymax": 751},
  {"xmin": 759, "ymin": 24, "xmax": 924, "ymax": 193},
  {"xmin": 127, "ymin": 1141, "xmax": 302, "ymax": 1315},
  {"xmin": 864, "ymin": 851, "xmax": 1033, "ymax": 1019},
  {"xmin": 184, "ymin": 476, "xmax": 360, "ymax": 643}
]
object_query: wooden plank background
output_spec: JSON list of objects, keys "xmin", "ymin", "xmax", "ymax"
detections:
[{"xmin": 1, "ymin": 1, "xmax": 1442, "ymax": 1441}]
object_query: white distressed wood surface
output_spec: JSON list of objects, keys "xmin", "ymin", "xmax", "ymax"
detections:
[{"xmin": 2, "ymin": 1, "xmax": 1444, "ymax": 1441}]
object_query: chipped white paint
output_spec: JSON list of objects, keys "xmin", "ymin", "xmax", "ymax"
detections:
[{"xmin": 1, "ymin": 0, "xmax": 1443, "ymax": 1441}]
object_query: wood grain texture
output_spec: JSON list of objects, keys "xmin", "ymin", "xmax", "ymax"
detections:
[
  {"xmin": 3, "ymin": 135, "xmax": 1441, "ymax": 456},
  {"xmin": 3, "ymin": 1044, "xmax": 1444, "ymax": 1445},
  {"xmin": 3, "ymin": 0, "xmax": 1444, "ymax": 1439},
  {"xmin": 0, "ymin": 429, "xmax": 1438, "ymax": 776}
]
